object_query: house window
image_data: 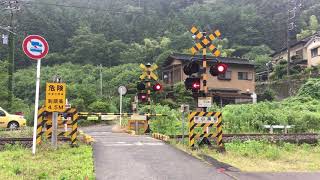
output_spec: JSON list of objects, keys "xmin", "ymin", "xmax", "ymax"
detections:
[
  {"xmin": 311, "ymin": 48, "xmax": 318, "ymax": 58},
  {"xmin": 218, "ymin": 70, "xmax": 231, "ymax": 80},
  {"xmin": 238, "ymin": 72, "xmax": 253, "ymax": 80}
]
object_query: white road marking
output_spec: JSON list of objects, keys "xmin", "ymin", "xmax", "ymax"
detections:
[{"xmin": 101, "ymin": 142, "xmax": 164, "ymax": 147}]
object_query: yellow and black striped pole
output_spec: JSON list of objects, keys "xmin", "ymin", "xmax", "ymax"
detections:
[
  {"xmin": 70, "ymin": 109, "xmax": 79, "ymax": 146},
  {"xmin": 145, "ymin": 65, "xmax": 152, "ymax": 133},
  {"xmin": 188, "ymin": 111, "xmax": 198, "ymax": 147},
  {"xmin": 36, "ymin": 106, "xmax": 45, "ymax": 145},
  {"xmin": 215, "ymin": 112, "xmax": 223, "ymax": 147},
  {"xmin": 45, "ymin": 114, "xmax": 52, "ymax": 139}
]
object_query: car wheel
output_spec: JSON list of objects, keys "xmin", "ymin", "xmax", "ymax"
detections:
[{"xmin": 8, "ymin": 121, "xmax": 19, "ymax": 130}]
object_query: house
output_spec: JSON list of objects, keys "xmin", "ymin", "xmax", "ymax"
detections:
[
  {"xmin": 161, "ymin": 53, "xmax": 255, "ymax": 105},
  {"xmin": 271, "ymin": 31, "xmax": 320, "ymax": 67}
]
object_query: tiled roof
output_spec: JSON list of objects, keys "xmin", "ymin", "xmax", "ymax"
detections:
[
  {"xmin": 271, "ymin": 31, "xmax": 320, "ymax": 57},
  {"xmin": 164, "ymin": 53, "xmax": 254, "ymax": 67}
]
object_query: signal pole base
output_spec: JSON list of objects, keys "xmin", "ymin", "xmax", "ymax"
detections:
[
  {"xmin": 144, "ymin": 124, "xmax": 152, "ymax": 134},
  {"xmin": 199, "ymin": 137, "xmax": 211, "ymax": 147}
]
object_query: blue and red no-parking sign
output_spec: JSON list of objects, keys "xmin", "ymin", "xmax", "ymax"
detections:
[{"xmin": 22, "ymin": 35, "xmax": 49, "ymax": 60}]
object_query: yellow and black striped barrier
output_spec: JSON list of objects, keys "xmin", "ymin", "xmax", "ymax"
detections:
[
  {"xmin": 36, "ymin": 106, "xmax": 79, "ymax": 146},
  {"xmin": 188, "ymin": 111, "xmax": 223, "ymax": 148}
]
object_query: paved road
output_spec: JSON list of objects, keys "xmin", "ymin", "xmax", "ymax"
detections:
[
  {"xmin": 83, "ymin": 125, "xmax": 232, "ymax": 180},
  {"xmin": 83, "ymin": 125, "xmax": 320, "ymax": 180}
]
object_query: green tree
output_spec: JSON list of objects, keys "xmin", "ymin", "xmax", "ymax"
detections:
[
  {"xmin": 297, "ymin": 15, "xmax": 319, "ymax": 40},
  {"xmin": 0, "ymin": 61, "xmax": 8, "ymax": 108}
]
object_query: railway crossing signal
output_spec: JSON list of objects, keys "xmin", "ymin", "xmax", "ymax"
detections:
[
  {"xmin": 137, "ymin": 63, "xmax": 161, "ymax": 133},
  {"xmin": 187, "ymin": 26, "xmax": 225, "ymax": 148},
  {"xmin": 187, "ymin": 26, "xmax": 226, "ymax": 97}
]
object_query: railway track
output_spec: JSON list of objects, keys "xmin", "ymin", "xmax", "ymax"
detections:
[
  {"xmin": 0, "ymin": 137, "xmax": 70, "ymax": 146},
  {"xmin": 170, "ymin": 133, "xmax": 319, "ymax": 143}
]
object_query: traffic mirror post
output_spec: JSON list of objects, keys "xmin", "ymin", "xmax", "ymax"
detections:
[
  {"xmin": 32, "ymin": 59, "xmax": 41, "ymax": 155},
  {"xmin": 22, "ymin": 35, "xmax": 49, "ymax": 155}
]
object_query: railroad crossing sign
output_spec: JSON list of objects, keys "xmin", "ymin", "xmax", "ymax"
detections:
[
  {"xmin": 22, "ymin": 35, "xmax": 49, "ymax": 60},
  {"xmin": 190, "ymin": 26, "xmax": 221, "ymax": 57},
  {"xmin": 45, "ymin": 83, "xmax": 66, "ymax": 112},
  {"xmin": 140, "ymin": 63, "xmax": 158, "ymax": 80}
]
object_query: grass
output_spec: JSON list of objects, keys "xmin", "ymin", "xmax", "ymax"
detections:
[
  {"xmin": 171, "ymin": 140, "xmax": 320, "ymax": 172},
  {"xmin": 0, "ymin": 143, "xmax": 95, "ymax": 179}
]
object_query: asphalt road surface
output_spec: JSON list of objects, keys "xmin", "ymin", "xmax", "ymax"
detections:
[{"xmin": 83, "ymin": 125, "xmax": 320, "ymax": 180}]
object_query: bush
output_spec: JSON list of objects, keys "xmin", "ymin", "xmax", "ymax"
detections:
[
  {"xmin": 88, "ymin": 101, "xmax": 117, "ymax": 113},
  {"xmin": 141, "ymin": 104, "xmax": 181, "ymax": 135},
  {"xmin": 258, "ymin": 88, "xmax": 275, "ymax": 101},
  {"xmin": 220, "ymin": 96, "xmax": 320, "ymax": 133},
  {"xmin": 298, "ymin": 78, "xmax": 320, "ymax": 99}
]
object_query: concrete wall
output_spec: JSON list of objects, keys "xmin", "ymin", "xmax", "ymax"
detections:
[{"xmin": 256, "ymin": 79, "xmax": 306, "ymax": 100}]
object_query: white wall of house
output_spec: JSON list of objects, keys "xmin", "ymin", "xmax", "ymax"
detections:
[
  {"xmin": 272, "ymin": 43, "xmax": 306, "ymax": 62},
  {"xmin": 306, "ymin": 38, "xmax": 320, "ymax": 67}
]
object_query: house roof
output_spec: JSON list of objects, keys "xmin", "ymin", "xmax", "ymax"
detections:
[
  {"xmin": 271, "ymin": 31, "xmax": 320, "ymax": 57},
  {"xmin": 163, "ymin": 53, "xmax": 254, "ymax": 67}
]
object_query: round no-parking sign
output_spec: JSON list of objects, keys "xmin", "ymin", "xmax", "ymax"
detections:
[{"xmin": 22, "ymin": 35, "xmax": 49, "ymax": 60}]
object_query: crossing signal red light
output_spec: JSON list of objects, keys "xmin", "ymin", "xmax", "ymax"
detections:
[
  {"xmin": 138, "ymin": 93, "xmax": 147, "ymax": 102},
  {"xmin": 192, "ymin": 81, "xmax": 200, "ymax": 91},
  {"xmin": 210, "ymin": 63, "xmax": 228, "ymax": 76},
  {"xmin": 185, "ymin": 77, "xmax": 200, "ymax": 92},
  {"xmin": 183, "ymin": 61, "xmax": 200, "ymax": 75},
  {"xmin": 153, "ymin": 83, "xmax": 162, "ymax": 91}
]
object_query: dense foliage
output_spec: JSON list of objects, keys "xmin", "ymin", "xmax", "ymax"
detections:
[
  {"xmin": 1, "ymin": 0, "xmax": 320, "ymax": 133},
  {"xmin": 1, "ymin": 0, "xmax": 320, "ymax": 70},
  {"xmin": 298, "ymin": 78, "xmax": 320, "ymax": 99}
]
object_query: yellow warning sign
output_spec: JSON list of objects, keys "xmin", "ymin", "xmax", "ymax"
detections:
[{"xmin": 45, "ymin": 83, "xmax": 66, "ymax": 112}]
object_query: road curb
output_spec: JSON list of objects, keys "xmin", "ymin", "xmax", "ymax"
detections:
[
  {"xmin": 79, "ymin": 130, "xmax": 95, "ymax": 144},
  {"xmin": 168, "ymin": 143, "xmax": 240, "ymax": 179},
  {"xmin": 126, "ymin": 130, "xmax": 136, "ymax": 135},
  {"xmin": 151, "ymin": 133, "xmax": 170, "ymax": 142}
]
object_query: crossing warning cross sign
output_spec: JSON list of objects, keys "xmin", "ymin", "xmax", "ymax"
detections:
[
  {"xmin": 139, "ymin": 63, "xmax": 158, "ymax": 80},
  {"xmin": 190, "ymin": 26, "xmax": 221, "ymax": 57},
  {"xmin": 45, "ymin": 83, "xmax": 66, "ymax": 112}
]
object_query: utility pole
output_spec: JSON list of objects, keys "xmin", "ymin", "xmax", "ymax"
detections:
[
  {"xmin": 286, "ymin": 0, "xmax": 302, "ymax": 95},
  {"xmin": 3, "ymin": 1, "xmax": 19, "ymax": 110},
  {"xmin": 99, "ymin": 64, "xmax": 103, "ymax": 97}
]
